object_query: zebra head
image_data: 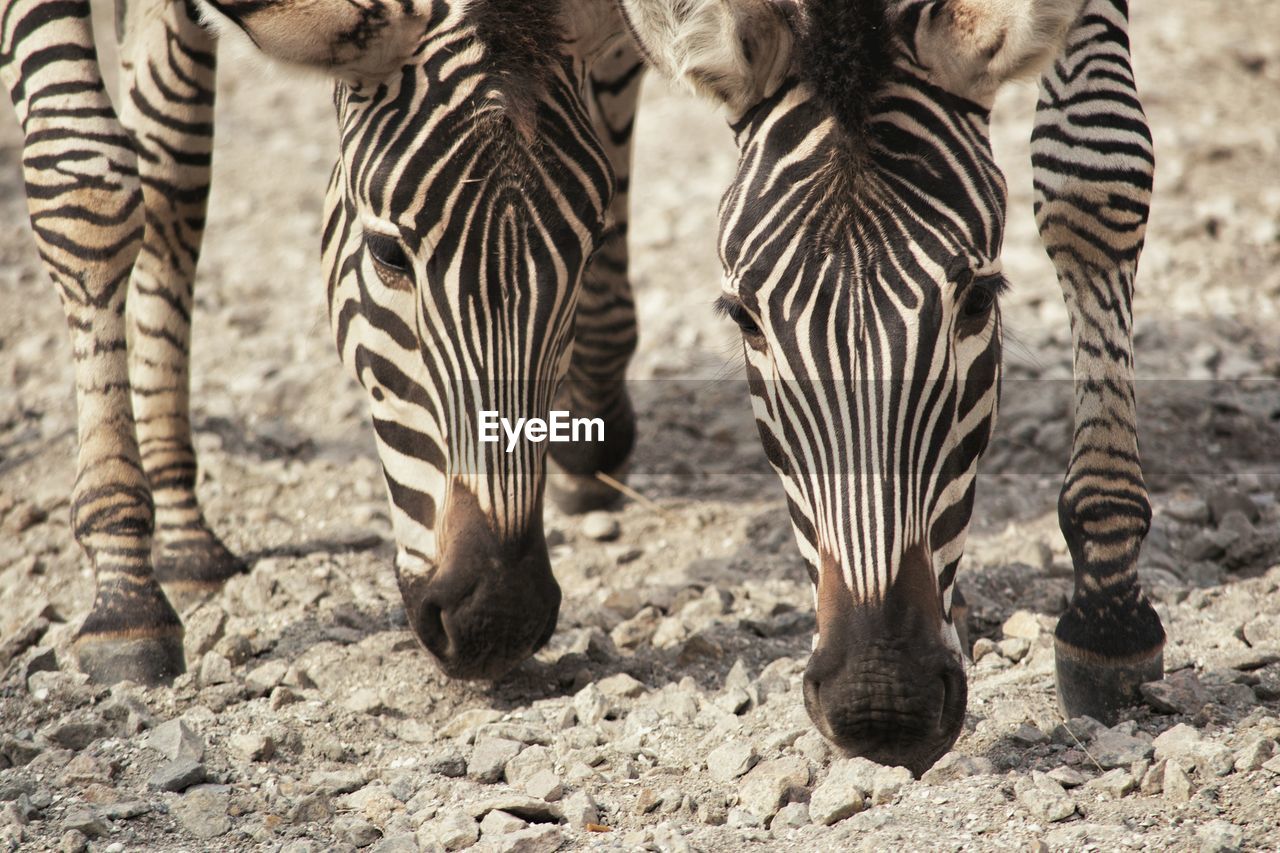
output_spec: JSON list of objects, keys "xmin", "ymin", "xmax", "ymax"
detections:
[
  {"xmin": 622, "ymin": 0, "xmax": 1083, "ymax": 773},
  {"xmin": 203, "ymin": 0, "xmax": 627, "ymax": 678}
]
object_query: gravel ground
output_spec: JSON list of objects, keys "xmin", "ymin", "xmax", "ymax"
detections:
[{"xmin": 3, "ymin": 1, "xmax": 1280, "ymax": 850}]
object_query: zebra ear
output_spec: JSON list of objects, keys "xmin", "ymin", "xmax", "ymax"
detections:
[
  {"xmin": 903, "ymin": 0, "xmax": 1084, "ymax": 104},
  {"xmin": 197, "ymin": 0, "xmax": 430, "ymax": 80},
  {"xmin": 618, "ymin": 0, "xmax": 795, "ymax": 115}
]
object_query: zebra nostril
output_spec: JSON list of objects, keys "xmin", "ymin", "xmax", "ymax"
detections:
[{"xmin": 416, "ymin": 602, "xmax": 452, "ymax": 660}]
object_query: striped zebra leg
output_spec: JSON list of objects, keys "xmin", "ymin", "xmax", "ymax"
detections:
[
  {"xmin": 117, "ymin": 0, "xmax": 241, "ymax": 606},
  {"xmin": 0, "ymin": 0, "xmax": 184, "ymax": 683},
  {"xmin": 547, "ymin": 42, "xmax": 643, "ymax": 514},
  {"xmin": 1031, "ymin": 0, "xmax": 1163, "ymax": 722}
]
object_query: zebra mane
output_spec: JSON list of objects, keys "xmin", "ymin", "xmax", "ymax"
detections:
[{"xmin": 796, "ymin": 0, "xmax": 895, "ymax": 147}]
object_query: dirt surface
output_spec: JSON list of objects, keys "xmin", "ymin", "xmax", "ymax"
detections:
[{"xmin": 3, "ymin": 1, "xmax": 1280, "ymax": 850}]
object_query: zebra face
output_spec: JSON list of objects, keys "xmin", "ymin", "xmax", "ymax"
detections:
[
  {"xmin": 205, "ymin": 0, "xmax": 617, "ymax": 679},
  {"xmin": 718, "ymin": 78, "xmax": 1006, "ymax": 773},
  {"xmin": 620, "ymin": 0, "xmax": 1083, "ymax": 773}
]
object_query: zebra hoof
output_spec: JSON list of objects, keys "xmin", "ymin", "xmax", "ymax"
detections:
[
  {"xmin": 155, "ymin": 534, "xmax": 249, "ymax": 611},
  {"xmin": 1054, "ymin": 639, "xmax": 1163, "ymax": 725},
  {"xmin": 74, "ymin": 629, "xmax": 186, "ymax": 686},
  {"xmin": 547, "ymin": 464, "xmax": 628, "ymax": 515}
]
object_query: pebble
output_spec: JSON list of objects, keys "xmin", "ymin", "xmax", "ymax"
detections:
[
  {"xmin": 596, "ymin": 672, "xmax": 647, "ymax": 699},
  {"xmin": 581, "ymin": 512, "xmax": 621, "ymax": 542},
  {"xmin": 1153, "ymin": 724, "xmax": 1235, "ymax": 776},
  {"xmin": 772, "ymin": 801, "xmax": 810, "ymax": 830},
  {"xmin": 288, "ymin": 793, "xmax": 335, "ymax": 824},
  {"xmin": 1233, "ymin": 737, "xmax": 1276, "ymax": 772},
  {"xmin": 1197, "ymin": 820, "xmax": 1244, "ymax": 853},
  {"xmin": 736, "ymin": 757, "xmax": 810, "ymax": 821},
  {"xmin": 427, "ymin": 811, "xmax": 480, "ymax": 850},
  {"xmin": 43, "ymin": 719, "xmax": 108, "ymax": 752},
  {"xmin": 1016, "ymin": 773, "xmax": 1076, "ymax": 823},
  {"xmin": 494, "ymin": 825, "xmax": 564, "ymax": 853},
  {"xmin": 1050, "ymin": 716, "xmax": 1105, "ymax": 745},
  {"xmin": 1046, "ymin": 767, "xmax": 1087, "ymax": 788},
  {"xmin": 173, "ymin": 784, "xmax": 231, "ymax": 839},
  {"xmin": 468, "ymin": 736, "xmax": 524, "ymax": 784},
  {"xmin": 1083, "ymin": 768, "xmax": 1135, "ymax": 799},
  {"xmin": 1002, "ymin": 610, "xmax": 1044, "ymax": 641},
  {"xmin": 147, "ymin": 759, "xmax": 207, "ymax": 793},
  {"xmin": 58, "ymin": 829, "xmax": 87, "ymax": 853},
  {"xmin": 198, "ymin": 652, "xmax": 233, "ymax": 686},
  {"xmin": 610, "ymin": 606, "xmax": 660, "ymax": 648},
  {"xmin": 572, "ymin": 684, "xmax": 611, "ymax": 725},
  {"xmin": 1164, "ymin": 760, "xmax": 1194, "ymax": 803},
  {"xmin": 244, "ymin": 659, "xmax": 288, "ymax": 696},
  {"xmin": 337, "ymin": 817, "xmax": 382, "ymax": 847},
  {"xmin": 523, "ymin": 769, "xmax": 564, "ymax": 802},
  {"xmin": 706, "ymin": 739, "xmax": 758, "ymax": 782},
  {"xmin": 62, "ymin": 809, "xmax": 109, "ymax": 839},
  {"xmin": 1141, "ymin": 671, "xmax": 1210, "ymax": 715},
  {"xmin": 560, "ymin": 790, "xmax": 598, "ymax": 829},
  {"xmin": 1089, "ymin": 728, "xmax": 1154, "ymax": 769},
  {"xmin": 809, "ymin": 764, "xmax": 868, "ymax": 825},
  {"xmin": 1207, "ymin": 488, "xmax": 1259, "ymax": 524},
  {"xmin": 504, "ymin": 744, "xmax": 554, "ymax": 787},
  {"xmin": 1165, "ymin": 495, "xmax": 1210, "ymax": 524},
  {"xmin": 920, "ymin": 752, "xmax": 996, "ymax": 783},
  {"xmin": 229, "ymin": 732, "xmax": 274, "ymax": 762},
  {"xmin": 346, "ymin": 687, "xmax": 386, "ymax": 715},
  {"xmin": 311, "ymin": 768, "xmax": 368, "ymax": 794},
  {"xmin": 1011, "ymin": 723, "xmax": 1049, "ymax": 746}
]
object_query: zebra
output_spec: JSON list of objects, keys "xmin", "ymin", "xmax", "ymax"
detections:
[
  {"xmin": 618, "ymin": 0, "xmax": 1160, "ymax": 773},
  {"xmin": 1, "ymin": 0, "xmax": 1159, "ymax": 776},
  {"xmin": 0, "ymin": 0, "xmax": 644, "ymax": 683}
]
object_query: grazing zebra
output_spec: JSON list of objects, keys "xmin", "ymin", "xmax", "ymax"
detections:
[
  {"xmin": 1, "ymin": 0, "xmax": 1159, "ymax": 775},
  {"xmin": 620, "ymin": 0, "xmax": 1160, "ymax": 773},
  {"xmin": 0, "ymin": 0, "xmax": 644, "ymax": 683}
]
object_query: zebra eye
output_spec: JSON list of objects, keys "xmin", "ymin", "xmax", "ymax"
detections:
[
  {"xmin": 959, "ymin": 275, "xmax": 1008, "ymax": 323},
  {"xmin": 716, "ymin": 296, "xmax": 764, "ymax": 339},
  {"xmin": 365, "ymin": 231, "xmax": 410, "ymax": 274}
]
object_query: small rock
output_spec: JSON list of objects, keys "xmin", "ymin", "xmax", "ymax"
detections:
[
  {"xmin": 428, "ymin": 812, "xmax": 480, "ymax": 851},
  {"xmin": 427, "ymin": 745, "xmax": 468, "ymax": 778},
  {"xmin": 494, "ymin": 825, "xmax": 564, "ymax": 853},
  {"xmin": 1233, "ymin": 736, "xmax": 1276, "ymax": 772},
  {"xmin": 1164, "ymin": 495, "xmax": 1210, "ymax": 524},
  {"xmin": 696, "ymin": 794, "xmax": 728, "ymax": 826},
  {"xmin": 469, "ymin": 737, "xmax": 524, "ymax": 784},
  {"xmin": 311, "ymin": 769, "xmax": 368, "ymax": 795},
  {"xmin": 62, "ymin": 809, "xmax": 109, "ymax": 839},
  {"xmin": 1163, "ymin": 760, "xmax": 1194, "ymax": 803},
  {"xmin": 97, "ymin": 801, "xmax": 150, "ymax": 821},
  {"xmin": 523, "ymin": 769, "xmax": 563, "ymax": 802},
  {"xmin": 1010, "ymin": 723, "xmax": 1049, "ymax": 746},
  {"xmin": 809, "ymin": 765, "xmax": 868, "ymax": 825},
  {"xmin": 289, "ymin": 793, "xmax": 335, "ymax": 824},
  {"xmin": 244, "ymin": 660, "xmax": 288, "ymax": 696},
  {"xmin": 772, "ymin": 801, "xmax": 810, "ymax": 830},
  {"xmin": 58, "ymin": 829, "xmax": 88, "ymax": 853},
  {"xmin": 197, "ymin": 652, "xmax": 232, "ymax": 686},
  {"xmin": 560, "ymin": 790, "xmax": 598, "ymax": 829},
  {"xmin": 1090, "ymin": 729, "xmax": 1153, "ymax": 769},
  {"xmin": 1047, "ymin": 767, "xmax": 1087, "ymax": 788},
  {"xmin": 596, "ymin": 672, "xmax": 647, "ymax": 699},
  {"xmin": 1016, "ymin": 773, "xmax": 1076, "ymax": 822},
  {"xmin": 998, "ymin": 638, "xmax": 1031, "ymax": 662},
  {"xmin": 369, "ymin": 836, "xmax": 418, "ymax": 853},
  {"xmin": 183, "ymin": 606, "xmax": 226, "ymax": 660},
  {"xmin": 228, "ymin": 732, "xmax": 274, "ymax": 762},
  {"xmin": 0, "ymin": 737, "xmax": 42, "ymax": 768},
  {"xmin": 737, "ymin": 757, "xmax": 810, "ymax": 821},
  {"xmin": 920, "ymin": 752, "xmax": 996, "ymax": 784},
  {"xmin": 1196, "ymin": 819, "xmax": 1244, "ymax": 853},
  {"xmin": 971, "ymin": 637, "xmax": 998, "ymax": 662},
  {"xmin": 1002, "ymin": 610, "xmax": 1043, "ymax": 641},
  {"xmin": 610, "ymin": 606, "xmax": 660, "ymax": 649},
  {"xmin": 1050, "ymin": 716, "xmax": 1105, "ymax": 745},
  {"xmin": 572, "ymin": 684, "xmax": 611, "ymax": 725},
  {"xmin": 337, "ymin": 817, "xmax": 382, "ymax": 847},
  {"xmin": 44, "ymin": 719, "xmax": 108, "ymax": 752},
  {"xmin": 1141, "ymin": 671, "xmax": 1210, "ymax": 715},
  {"xmin": 581, "ymin": 512, "xmax": 620, "ymax": 542},
  {"xmin": 1262, "ymin": 754, "xmax": 1280, "ymax": 775},
  {"xmin": 793, "ymin": 730, "xmax": 832, "ymax": 765},
  {"xmin": 147, "ymin": 759, "xmax": 206, "ymax": 793},
  {"xmin": 706, "ymin": 739, "xmax": 758, "ymax": 782},
  {"xmin": 1083, "ymin": 768, "xmax": 1134, "ymax": 799},
  {"xmin": 145, "ymin": 719, "xmax": 204, "ymax": 763},
  {"xmin": 504, "ymin": 745, "xmax": 554, "ymax": 788},
  {"xmin": 715, "ymin": 687, "xmax": 752, "ymax": 715},
  {"xmin": 345, "ymin": 687, "xmax": 386, "ymax": 716},
  {"xmin": 270, "ymin": 686, "xmax": 302, "ymax": 709},
  {"xmin": 173, "ymin": 784, "xmax": 231, "ymax": 839},
  {"xmin": 633, "ymin": 788, "xmax": 660, "ymax": 815}
]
